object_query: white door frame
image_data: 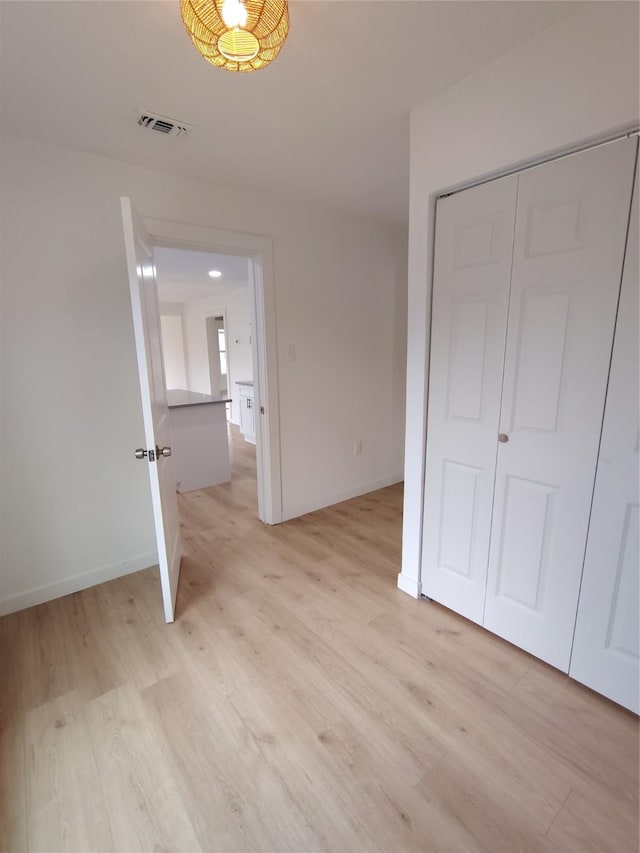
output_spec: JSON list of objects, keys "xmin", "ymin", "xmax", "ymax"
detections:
[
  {"xmin": 143, "ymin": 216, "xmax": 282, "ymax": 525},
  {"xmin": 205, "ymin": 310, "xmax": 228, "ymax": 398}
]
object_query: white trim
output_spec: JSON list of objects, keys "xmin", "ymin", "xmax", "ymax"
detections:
[
  {"xmin": 142, "ymin": 216, "xmax": 283, "ymax": 525},
  {"xmin": 204, "ymin": 308, "xmax": 229, "ymax": 399},
  {"xmin": 396, "ymin": 572, "xmax": 422, "ymax": 599},
  {"xmin": 281, "ymin": 474, "xmax": 404, "ymax": 522},
  {"xmin": 0, "ymin": 552, "xmax": 158, "ymax": 617},
  {"xmin": 439, "ymin": 126, "xmax": 639, "ymax": 202},
  {"xmin": 248, "ymin": 256, "xmax": 278, "ymax": 523}
]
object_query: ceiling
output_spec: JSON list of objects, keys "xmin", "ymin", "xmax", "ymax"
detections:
[
  {"xmin": 0, "ymin": 1, "xmax": 586, "ymax": 226},
  {"xmin": 155, "ymin": 247, "xmax": 249, "ymax": 303}
]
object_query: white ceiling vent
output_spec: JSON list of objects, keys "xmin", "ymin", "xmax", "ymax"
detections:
[{"xmin": 137, "ymin": 111, "xmax": 193, "ymax": 138}]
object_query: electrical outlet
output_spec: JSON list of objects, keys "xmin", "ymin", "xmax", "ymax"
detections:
[{"xmin": 353, "ymin": 440, "xmax": 363, "ymax": 455}]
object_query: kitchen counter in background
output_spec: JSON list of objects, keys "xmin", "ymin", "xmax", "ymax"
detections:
[
  {"xmin": 167, "ymin": 389, "xmax": 231, "ymax": 408},
  {"xmin": 167, "ymin": 388, "xmax": 231, "ymax": 492}
]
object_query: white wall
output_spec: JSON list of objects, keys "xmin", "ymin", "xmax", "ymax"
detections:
[
  {"xmin": 159, "ymin": 303, "xmax": 187, "ymax": 390},
  {"xmin": 399, "ymin": 2, "xmax": 640, "ymax": 598},
  {"xmin": 182, "ymin": 284, "xmax": 253, "ymax": 424},
  {"xmin": 0, "ymin": 135, "xmax": 407, "ymax": 613}
]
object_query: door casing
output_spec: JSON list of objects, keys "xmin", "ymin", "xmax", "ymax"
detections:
[{"xmin": 143, "ymin": 216, "xmax": 282, "ymax": 525}]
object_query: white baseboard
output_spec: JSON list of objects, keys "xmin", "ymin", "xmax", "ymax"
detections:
[
  {"xmin": 0, "ymin": 552, "xmax": 158, "ymax": 617},
  {"xmin": 281, "ymin": 474, "xmax": 404, "ymax": 522},
  {"xmin": 397, "ymin": 572, "xmax": 422, "ymax": 599}
]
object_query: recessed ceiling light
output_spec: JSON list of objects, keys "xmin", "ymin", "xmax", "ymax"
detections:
[{"xmin": 208, "ymin": 270, "xmax": 222, "ymax": 278}]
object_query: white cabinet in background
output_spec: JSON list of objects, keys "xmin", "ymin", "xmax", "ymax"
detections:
[
  {"xmin": 237, "ymin": 382, "xmax": 256, "ymax": 444},
  {"xmin": 422, "ymin": 136, "xmax": 638, "ymax": 689}
]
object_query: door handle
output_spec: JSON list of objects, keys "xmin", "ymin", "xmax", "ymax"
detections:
[
  {"xmin": 498, "ymin": 433, "xmax": 509, "ymax": 443},
  {"xmin": 135, "ymin": 447, "xmax": 166, "ymax": 461}
]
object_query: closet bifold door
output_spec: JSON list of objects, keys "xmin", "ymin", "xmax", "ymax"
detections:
[
  {"xmin": 569, "ymin": 156, "xmax": 639, "ymax": 712},
  {"xmin": 421, "ymin": 175, "xmax": 517, "ymax": 623},
  {"xmin": 482, "ymin": 137, "xmax": 638, "ymax": 671}
]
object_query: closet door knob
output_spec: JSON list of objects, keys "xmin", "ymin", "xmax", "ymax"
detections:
[{"xmin": 498, "ymin": 433, "xmax": 509, "ymax": 443}]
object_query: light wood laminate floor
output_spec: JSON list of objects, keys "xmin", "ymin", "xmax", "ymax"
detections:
[{"xmin": 1, "ymin": 425, "xmax": 638, "ymax": 852}]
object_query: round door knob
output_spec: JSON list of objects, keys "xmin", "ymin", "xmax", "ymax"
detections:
[
  {"xmin": 498, "ymin": 433, "xmax": 509, "ymax": 443},
  {"xmin": 134, "ymin": 448, "xmax": 148, "ymax": 460},
  {"xmin": 157, "ymin": 446, "xmax": 172, "ymax": 457}
]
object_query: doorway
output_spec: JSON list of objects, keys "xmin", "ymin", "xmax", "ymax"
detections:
[
  {"xmin": 154, "ymin": 245, "xmax": 259, "ymax": 511},
  {"xmin": 122, "ymin": 202, "xmax": 283, "ymax": 623},
  {"xmin": 206, "ymin": 315, "xmax": 227, "ymax": 398},
  {"xmin": 143, "ymin": 216, "xmax": 282, "ymax": 526}
]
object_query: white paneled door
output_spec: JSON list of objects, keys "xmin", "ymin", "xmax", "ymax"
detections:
[
  {"xmin": 483, "ymin": 138, "xmax": 638, "ymax": 670},
  {"xmin": 121, "ymin": 198, "xmax": 181, "ymax": 624},
  {"xmin": 422, "ymin": 175, "xmax": 518, "ymax": 623},
  {"xmin": 569, "ymin": 165, "xmax": 639, "ymax": 711}
]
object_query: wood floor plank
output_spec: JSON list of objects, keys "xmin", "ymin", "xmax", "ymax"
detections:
[
  {"xmin": 235, "ymin": 589, "xmax": 450, "ymax": 786},
  {"xmin": 0, "ymin": 715, "xmax": 27, "ymax": 853},
  {"xmin": 0, "ymin": 424, "xmax": 637, "ymax": 852},
  {"xmin": 0, "ymin": 619, "xmax": 28, "ymax": 719},
  {"xmin": 367, "ymin": 603, "xmax": 533, "ymax": 696},
  {"xmin": 51, "ymin": 590, "xmax": 124, "ymax": 703},
  {"xmin": 509, "ymin": 662, "xmax": 639, "ymax": 807},
  {"xmin": 415, "ymin": 753, "xmax": 558, "ymax": 853},
  {"xmin": 85, "ymin": 682, "xmax": 201, "ymax": 853},
  {"xmin": 164, "ymin": 598, "xmax": 257, "ymax": 699},
  {"xmin": 545, "ymin": 785, "xmax": 639, "ymax": 853},
  {"xmin": 143, "ymin": 672, "xmax": 324, "ymax": 852},
  {"xmin": 271, "ymin": 587, "xmax": 572, "ymax": 832},
  {"xmin": 9, "ymin": 601, "xmax": 75, "ymax": 715},
  {"xmin": 85, "ymin": 575, "xmax": 180, "ymax": 691},
  {"xmin": 226, "ymin": 683, "xmax": 480, "ymax": 853},
  {"xmin": 24, "ymin": 689, "xmax": 113, "ymax": 852}
]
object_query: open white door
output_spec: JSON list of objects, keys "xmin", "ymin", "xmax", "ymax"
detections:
[{"xmin": 121, "ymin": 197, "xmax": 181, "ymax": 623}]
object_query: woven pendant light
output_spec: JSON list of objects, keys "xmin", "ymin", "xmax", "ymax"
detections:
[{"xmin": 180, "ymin": 0, "xmax": 289, "ymax": 72}]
